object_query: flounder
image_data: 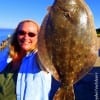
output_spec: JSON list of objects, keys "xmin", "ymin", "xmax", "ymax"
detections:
[{"xmin": 38, "ymin": 0, "xmax": 97, "ymax": 99}]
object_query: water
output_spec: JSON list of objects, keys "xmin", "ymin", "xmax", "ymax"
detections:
[
  {"xmin": 0, "ymin": 28, "xmax": 14, "ymax": 59},
  {"xmin": 0, "ymin": 28, "xmax": 14, "ymax": 43}
]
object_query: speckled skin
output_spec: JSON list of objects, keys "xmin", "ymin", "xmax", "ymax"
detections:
[{"xmin": 38, "ymin": 0, "xmax": 97, "ymax": 99}]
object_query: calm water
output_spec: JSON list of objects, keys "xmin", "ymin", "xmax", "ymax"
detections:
[
  {"xmin": 0, "ymin": 28, "xmax": 14, "ymax": 43},
  {"xmin": 0, "ymin": 28, "xmax": 14, "ymax": 58}
]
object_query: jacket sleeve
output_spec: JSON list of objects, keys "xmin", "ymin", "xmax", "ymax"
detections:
[
  {"xmin": 0, "ymin": 47, "xmax": 10, "ymax": 72},
  {"xmin": 49, "ymin": 76, "xmax": 61, "ymax": 99}
]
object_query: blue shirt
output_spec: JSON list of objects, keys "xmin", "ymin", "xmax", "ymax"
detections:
[{"xmin": 16, "ymin": 51, "xmax": 60, "ymax": 100}]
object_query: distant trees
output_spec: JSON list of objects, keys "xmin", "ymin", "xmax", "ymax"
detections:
[{"xmin": 96, "ymin": 28, "xmax": 100, "ymax": 37}]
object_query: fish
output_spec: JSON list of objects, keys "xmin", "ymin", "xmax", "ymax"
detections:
[{"xmin": 38, "ymin": 0, "xmax": 98, "ymax": 100}]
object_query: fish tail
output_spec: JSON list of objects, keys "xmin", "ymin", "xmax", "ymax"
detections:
[{"xmin": 53, "ymin": 86, "xmax": 75, "ymax": 100}]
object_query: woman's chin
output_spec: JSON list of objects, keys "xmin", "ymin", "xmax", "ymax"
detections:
[
  {"xmin": 21, "ymin": 45, "xmax": 36, "ymax": 52},
  {"xmin": 21, "ymin": 46, "xmax": 30, "ymax": 52}
]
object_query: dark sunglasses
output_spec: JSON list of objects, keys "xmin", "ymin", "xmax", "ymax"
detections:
[{"xmin": 17, "ymin": 30, "xmax": 36, "ymax": 37}]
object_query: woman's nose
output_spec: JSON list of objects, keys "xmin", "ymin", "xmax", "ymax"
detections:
[{"xmin": 24, "ymin": 33, "xmax": 30, "ymax": 39}]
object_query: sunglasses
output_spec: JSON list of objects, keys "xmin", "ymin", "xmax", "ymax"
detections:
[{"xmin": 17, "ymin": 30, "xmax": 36, "ymax": 37}]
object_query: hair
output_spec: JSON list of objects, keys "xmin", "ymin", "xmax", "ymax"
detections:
[{"xmin": 9, "ymin": 19, "xmax": 40, "ymax": 59}]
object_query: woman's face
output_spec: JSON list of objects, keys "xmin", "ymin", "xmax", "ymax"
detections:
[{"xmin": 17, "ymin": 22, "xmax": 38, "ymax": 52}]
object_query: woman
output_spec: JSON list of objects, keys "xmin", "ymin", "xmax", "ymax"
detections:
[{"xmin": 0, "ymin": 20, "xmax": 60, "ymax": 100}]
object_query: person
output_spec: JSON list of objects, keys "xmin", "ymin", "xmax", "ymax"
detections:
[{"xmin": 0, "ymin": 20, "xmax": 60, "ymax": 100}]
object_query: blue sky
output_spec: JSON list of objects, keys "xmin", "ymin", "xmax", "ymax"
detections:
[{"xmin": 0, "ymin": 0, "xmax": 99, "ymax": 29}]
